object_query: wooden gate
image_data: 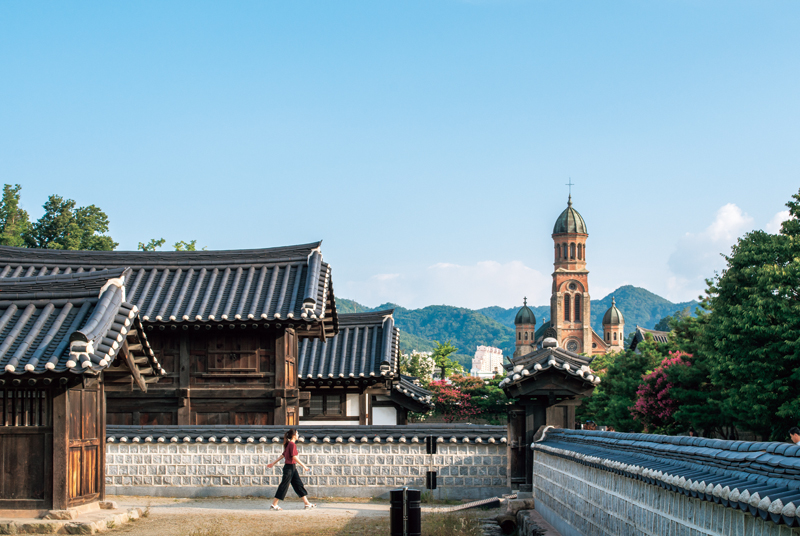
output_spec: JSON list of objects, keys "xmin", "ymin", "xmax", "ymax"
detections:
[{"xmin": 66, "ymin": 386, "xmax": 103, "ymax": 507}]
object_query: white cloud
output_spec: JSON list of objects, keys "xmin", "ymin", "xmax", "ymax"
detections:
[
  {"xmin": 667, "ymin": 203, "xmax": 754, "ymax": 300},
  {"xmin": 340, "ymin": 260, "xmax": 551, "ymax": 310},
  {"xmin": 765, "ymin": 210, "xmax": 791, "ymax": 234}
]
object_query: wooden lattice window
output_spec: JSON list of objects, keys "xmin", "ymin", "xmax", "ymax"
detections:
[
  {"xmin": 0, "ymin": 389, "xmax": 51, "ymax": 427},
  {"xmin": 308, "ymin": 394, "xmax": 344, "ymax": 417}
]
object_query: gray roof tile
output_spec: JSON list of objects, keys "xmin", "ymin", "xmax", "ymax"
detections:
[
  {"xmin": 0, "ymin": 269, "xmax": 163, "ymax": 377},
  {"xmin": 0, "ymin": 243, "xmax": 337, "ymax": 334}
]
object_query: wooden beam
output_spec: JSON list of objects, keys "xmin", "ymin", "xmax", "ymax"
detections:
[{"xmin": 121, "ymin": 342, "xmax": 147, "ymax": 393}]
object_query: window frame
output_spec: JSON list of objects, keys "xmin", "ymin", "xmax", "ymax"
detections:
[{"xmin": 304, "ymin": 391, "xmax": 349, "ymax": 420}]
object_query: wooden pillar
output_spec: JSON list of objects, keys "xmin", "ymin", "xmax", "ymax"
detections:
[
  {"xmin": 358, "ymin": 392, "xmax": 368, "ymax": 425},
  {"xmin": 98, "ymin": 380, "xmax": 106, "ymax": 502},
  {"xmin": 177, "ymin": 335, "xmax": 191, "ymax": 425},
  {"xmin": 274, "ymin": 328, "xmax": 299, "ymax": 426},
  {"xmin": 51, "ymin": 387, "xmax": 69, "ymax": 510}
]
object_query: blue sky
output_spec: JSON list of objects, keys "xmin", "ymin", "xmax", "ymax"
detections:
[{"xmin": 1, "ymin": 1, "xmax": 798, "ymax": 309}]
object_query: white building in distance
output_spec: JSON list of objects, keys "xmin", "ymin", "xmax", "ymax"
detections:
[{"xmin": 470, "ymin": 345, "xmax": 504, "ymax": 378}]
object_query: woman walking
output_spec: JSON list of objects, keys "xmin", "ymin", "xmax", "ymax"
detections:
[{"xmin": 267, "ymin": 429, "xmax": 316, "ymax": 510}]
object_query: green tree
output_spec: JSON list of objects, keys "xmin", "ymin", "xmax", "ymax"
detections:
[
  {"xmin": 174, "ymin": 240, "xmax": 202, "ymax": 251},
  {"xmin": 579, "ymin": 337, "xmax": 669, "ymax": 432},
  {"xmin": 0, "ymin": 184, "xmax": 30, "ymax": 247},
  {"xmin": 24, "ymin": 195, "xmax": 117, "ymax": 251},
  {"xmin": 138, "ymin": 238, "xmax": 166, "ymax": 251},
  {"xmin": 664, "ymin": 311, "xmax": 730, "ymax": 438},
  {"xmin": 653, "ymin": 307, "xmax": 691, "ymax": 332},
  {"xmin": 701, "ymin": 189, "xmax": 800, "ymax": 440},
  {"xmin": 431, "ymin": 341, "xmax": 463, "ymax": 379},
  {"xmin": 138, "ymin": 238, "xmax": 205, "ymax": 252}
]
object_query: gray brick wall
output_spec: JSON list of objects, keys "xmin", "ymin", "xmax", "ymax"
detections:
[
  {"xmin": 533, "ymin": 451, "xmax": 800, "ymax": 536},
  {"xmin": 105, "ymin": 442, "xmax": 509, "ymax": 500}
]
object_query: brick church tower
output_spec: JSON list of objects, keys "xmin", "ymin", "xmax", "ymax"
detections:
[{"xmin": 549, "ymin": 195, "xmax": 593, "ymax": 354}]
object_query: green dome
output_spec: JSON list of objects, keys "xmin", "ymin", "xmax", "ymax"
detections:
[
  {"xmin": 553, "ymin": 196, "xmax": 588, "ymax": 235},
  {"xmin": 602, "ymin": 297, "xmax": 624, "ymax": 325},
  {"xmin": 514, "ymin": 298, "xmax": 536, "ymax": 326}
]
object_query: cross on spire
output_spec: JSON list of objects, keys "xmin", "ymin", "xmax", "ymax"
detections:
[{"xmin": 566, "ymin": 178, "xmax": 574, "ymax": 205}]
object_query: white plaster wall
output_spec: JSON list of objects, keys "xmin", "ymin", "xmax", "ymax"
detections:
[
  {"xmin": 346, "ymin": 394, "xmax": 359, "ymax": 417},
  {"xmin": 372, "ymin": 407, "xmax": 397, "ymax": 425},
  {"xmin": 299, "ymin": 421, "xmax": 360, "ymax": 426}
]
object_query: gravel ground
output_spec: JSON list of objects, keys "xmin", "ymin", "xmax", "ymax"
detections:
[
  {"xmin": 107, "ymin": 496, "xmax": 500, "ymax": 536},
  {"xmin": 109, "ymin": 496, "xmax": 391, "ymax": 536}
]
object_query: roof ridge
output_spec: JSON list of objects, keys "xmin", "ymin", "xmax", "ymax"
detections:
[{"xmin": 0, "ymin": 242, "xmax": 323, "ymax": 266}]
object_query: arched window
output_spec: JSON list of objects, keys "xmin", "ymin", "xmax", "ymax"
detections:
[
  {"xmin": 613, "ymin": 332, "xmax": 617, "ymax": 341},
  {"xmin": 574, "ymin": 294, "xmax": 581, "ymax": 321},
  {"xmin": 562, "ymin": 243, "xmax": 568, "ymax": 259},
  {"xmin": 606, "ymin": 332, "xmax": 610, "ymax": 341},
  {"xmin": 564, "ymin": 294, "xmax": 571, "ymax": 321},
  {"xmin": 570, "ymin": 243, "xmax": 576, "ymax": 259},
  {"xmin": 524, "ymin": 332, "xmax": 528, "ymax": 341},
  {"xmin": 577, "ymin": 244, "xmax": 582, "ymax": 260},
  {"xmin": 555, "ymin": 244, "xmax": 559, "ymax": 260},
  {"xmin": 518, "ymin": 332, "xmax": 521, "ymax": 341}
]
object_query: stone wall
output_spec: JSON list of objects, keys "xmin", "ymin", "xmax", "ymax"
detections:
[
  {"xmin": 105, "ymin": 424, "xmax": 509, "ymax": 500},
  {"xmin": 533, "ymin": 429, "xmax": 800, "ymax": 536}
]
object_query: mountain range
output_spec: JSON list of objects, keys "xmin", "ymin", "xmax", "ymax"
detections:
[{"xmin": 336, "ymin": 285, "xmax": 698, "ymax": 368}]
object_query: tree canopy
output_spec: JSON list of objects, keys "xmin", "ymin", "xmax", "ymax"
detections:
[{"xmin": 0, "ymin": 184, "xmax": 117, "ymax": 251}]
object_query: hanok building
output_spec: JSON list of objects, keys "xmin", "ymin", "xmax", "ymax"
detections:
[
  {"xmin": 0, "ymin": 268, "xmax": 162, "ymax": 512},
  {"xmin": 513, "ymin": 196, "xmax": 626, "ymax": 358},
  {"xmin": 297, "ymin": 310, "xmax": 432, "ymax": 426},
  {"xmin": 0, "ymin": 243, "xmax": 431, "ymax": 429}
]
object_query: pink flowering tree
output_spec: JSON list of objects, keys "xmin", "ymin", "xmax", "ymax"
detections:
[
  {"xmin": 428, "ymin": 380, "xmax": 479, "ymax": 423},
  {"xmin": 630, "ymin": 352, "xmax": 692, "ymax": 434}
]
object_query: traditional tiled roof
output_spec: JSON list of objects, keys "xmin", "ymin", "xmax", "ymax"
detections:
[
  {"xmin": 0, "ymin": 243, "xmax": 337, "ymax": 337},
  {"xmin": 630, "ymin": 325, "xmax": 670, "ymax": 350},
  {"xmin": 298, "ymin": 310, "xmax": 397, "ymax": 382},
  {"xmin": 106, "ymin": 424, "xmax": 507, "ymax": 444},
  {"xmin": 394, "ymin": 374, "xmax": 434, "ymax": 410},
  {"xmin": 499, "ymin": 340, "xmax": 599, "ymax": 389},
  {"xmin": 536, "ymin": 428, "xmax": 800, "ymax": 527},
  {"xmin": 0, "ymin": 269, "xmax": 163, "ymax": 379}
]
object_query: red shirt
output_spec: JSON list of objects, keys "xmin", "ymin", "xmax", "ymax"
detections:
[{"xmin": 283, "ymin": 441, "xmax": 298, "ymax": 464}]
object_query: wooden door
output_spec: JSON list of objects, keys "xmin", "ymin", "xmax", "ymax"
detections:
[
  {"xmin": 508, "ymin": 409, "xmax": 526, "ymax": 487},
  {"xmin": 67, "ymin": 386, "xmax": 103, "ymax": 506}
]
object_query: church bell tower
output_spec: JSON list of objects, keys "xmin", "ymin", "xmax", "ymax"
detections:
[{"xmin": 550, "ymin": 195, "xmax": 591, "ymax": 354}]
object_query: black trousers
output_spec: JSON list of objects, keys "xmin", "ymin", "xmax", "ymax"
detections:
[{"xmin": 274, "ymin": 464, "xmax": 308, "ymax": 500}]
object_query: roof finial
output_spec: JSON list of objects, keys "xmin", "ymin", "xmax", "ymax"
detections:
[
  {"xmin": 566, "ymin": 178, "xmax": 574, "ymax": 206},
  {"xmin": 612, "ymin": 296, "xmax": 616, "ymax": 306},
  {"xmin": 523, "ymin": 296, "xmax": 527, "ymax": 306}
]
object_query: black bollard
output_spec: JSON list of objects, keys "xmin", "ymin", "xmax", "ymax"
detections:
[{"xmin": 390, "ymin": 487, "xmax": 421, "ymax": 536}]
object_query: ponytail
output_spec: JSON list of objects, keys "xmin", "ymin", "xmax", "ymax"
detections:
[{"xmin": 283, "ymin": 428, "xmax": 297, "ymax": 447}]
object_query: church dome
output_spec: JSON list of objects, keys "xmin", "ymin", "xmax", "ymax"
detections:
[
  {"xmin": 553, "ymin": 196, "xmax": 588, "ymax": 235},
  {"xmin": 514, "ymin": 298, "xmax": 536, "ymax": 326},
  {"xmin": 603, "ymin": 297, "xmax": 624, "ymax": 325}
]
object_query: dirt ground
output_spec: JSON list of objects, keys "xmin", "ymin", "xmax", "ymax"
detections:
[{"xmin": 109, "ymin": 496, "xmax": 496, "ymax": 536}]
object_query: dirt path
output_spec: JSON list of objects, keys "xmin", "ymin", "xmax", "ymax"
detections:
[{"xmin": 109, "ymin": 496, "xmax": 391, "ymax": 536}]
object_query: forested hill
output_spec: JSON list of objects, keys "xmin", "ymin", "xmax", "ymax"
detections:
[{"xmin": 337, "ymin": 286, "xmax": 698, "ymax": 367}]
